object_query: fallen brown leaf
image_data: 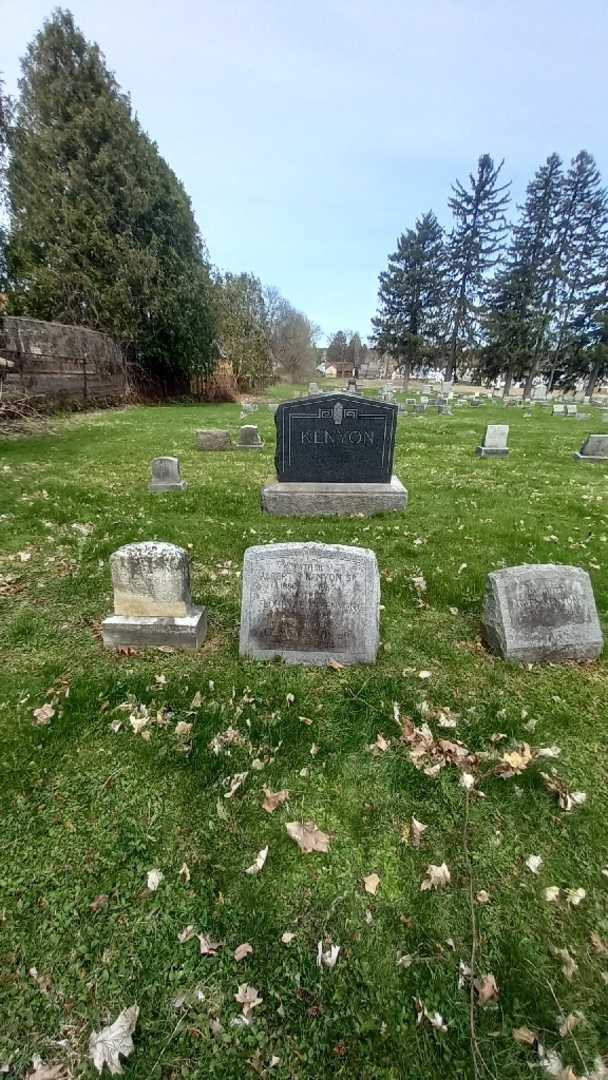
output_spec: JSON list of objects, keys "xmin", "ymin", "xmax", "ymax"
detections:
[
  {"xmin": 285, "ymin": 821, "xmax": 331, "ymax": 854},
  {"xmin": 234, "ymin": 943, "xmax": 253, "ymax": 962},
  {"xmin": 262, "ymin": 788, "xmax": 289, "ymax": 813},
  {"xmin": 363, "ymin": 873, "xmax": 380, "ymax": 896},
  {"xmin": 512, "ymin": 1026, "xmax": 538, "ymax": 1046},
  {"xmin": 474, "ymin": 973, "xmax": 500, "ymax": 1006},
  {"xmin": 420, "ymin": 863, "xmax": 451, "ymax": 891}
]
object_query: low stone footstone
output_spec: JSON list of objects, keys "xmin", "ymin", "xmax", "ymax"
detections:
[
  {"xmin": 149, "ymin": 457, "xmax": 186, "ymax": 493},
  {"xmin": 414, "ymin": 403, "xmax": 426, "ymax": 415},
  {"xmin": 602, "ymin": 411, "xmax": 608, "ymax": 423},
  {"xmin": 574, "ymin": 434, "xmax": 608, "ymax": 462},
  {"xmin": 481, "ymin": 564, "xmax": 603, "ymax": 663},
  {"xmin": 196, "ymin": 429, "xmax": 232, "ymax": 451},
  {"xmin": 262, "ymin": 392, "xmax": 406, "ymax": 516},
  {"xmin": 238, "ymin": 425, "xmax": 264, "ymax": 450},
  {"xmin": 102, "ymin": 542, "xmax": 207, "ymax": 650},
  {"xmin": 239, "ymin": 542, "xmax": 380, "ymax": 665},
  {"xmin": 566, "ymin": 404, "xmax": 577, "ymax": 417},
  {"xmin": 477, "ymin": 424, "xmax": 509, "ymax": 457},
  {"xmin": 553, "ymin": 404, "xmax": 565, "ymax": 416},
  {"xmin": 241, "ymin": 402, "xmax": 258, "ymax": 415},
  {"xmin": 308, "ymin": 382, "xmax": 320, "ymax": 395},
  {"xmin": 438, "ymin": 404, "xmax": 452, "ymax": 416}
]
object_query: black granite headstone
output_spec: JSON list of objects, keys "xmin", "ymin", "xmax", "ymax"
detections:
[{"xmin": 275, "ymin": 394, "xmax": 397, "ymax": 484}]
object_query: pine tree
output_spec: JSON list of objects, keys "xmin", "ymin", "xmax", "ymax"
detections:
[
  {"xmin": 550, "ymin": 152, "xmax": 607, "ymax": 387},
  {"xmin": 0, "ymin": 74, "xmax": 10, "ymax": 291},
  {"xmin": 326, "ymin": 330, "xmax": 350, "ymax": 372},
  {"xmin": 445, "ymin": 155, "xmax": 510, "ymax": 381},
  {"xmin": 523, "ymin": 151, "xmax": 607, "ymax": 395},
  {"xmin": 482, "ymin": 154, "xmax": 562, "ymax": 396},
  {"xmin": 6, "ymin": 9, "xmax": 216, "ymax": 389},
  {"xmin": 371, "ymin": 211, "xmax": 446, "ymax": 388}
]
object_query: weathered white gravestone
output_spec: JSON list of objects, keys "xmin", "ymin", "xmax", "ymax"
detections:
[
  {"xmin": 196, "ymin": 429, "xmax": 233, "ymax": 450},
  {"xmin": 149, "ymin": 457, "xmax": 186, "ymax": 493},
  {"xmin": 477, "ymin": 424, "xmax": 509, "ymax": 457},
  {"xmin": 237, "ymin": 425, "xmax": 264, "ymax": 450},
  {"xmin": 481, "ymin": 564, "xmax": 602, "ymax": 663},
  {"xmin": 565, "ymin": 404, "xmax": 578, "ymax": 417},
  {"xmin": 239, "ymin": 543, "xmax": 380, "ymax": 665},
  {"xmin": 102, "ymin": 542, "xmax": 207, "ymax": 650},
  {"xmin": 553, "ymin": 404, "xmax": 565, "ymax": 416},
  {"xmin": 574, "ymin": 434, "xmax": 608, "ymax": 462}
]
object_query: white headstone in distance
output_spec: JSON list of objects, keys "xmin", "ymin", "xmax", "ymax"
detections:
[
  {"xmin": 574, "ymin": 434, "xmax": 608, "ymax": 462},
  {"xmin": 149, "ymin": 457, "xmax": 186, "ymax": 493},
  {"xmin": 477, "ymin": 424, "xmax": 509, "ymax": 457}
]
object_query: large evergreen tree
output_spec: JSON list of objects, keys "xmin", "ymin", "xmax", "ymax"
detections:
[
  {"xmin": 524, "ymin": 151, "xmax": 607, "ymax": 394},
  {"xmin": 482, "ymin": 154, "xmax": 562, "ymax": 396},
  {"xmin": 371, "ymin": 211, "xmax": 446, "ymax": 387},
  {"xmin": 0, "ymin": 74, "xmax": 10, "ymax": 292},
  {"xmin": 444, "ymin": 155, "xmax": 510, "ymax": 380},
  {"xmin": 6, "ymin": 9, "xmax": 216, "ymax": 389}
]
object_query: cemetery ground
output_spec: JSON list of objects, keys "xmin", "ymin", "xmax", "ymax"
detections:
[{"xmin": 1, "ymin": 389, "xmax": 608, "ymax": 1080}]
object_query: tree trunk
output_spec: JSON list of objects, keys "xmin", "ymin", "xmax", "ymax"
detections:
[
  {"xmin": 586, "ymin": 358, "xmax": 602, "ymax": 398},
  {"xmin": 401, "ymin": 360, "xmax": 411, "ymax": 392},
  {"xmin": 502, "ymin": 367, "xmax": 513, "ymax": 398},
  {"xmin": 523, "ymin": 364, "xmax": 536, "ymax": 399}
]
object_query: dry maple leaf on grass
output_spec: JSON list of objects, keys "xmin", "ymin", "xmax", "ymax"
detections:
[
  {"xmin": 26, "ymin": 1062, "xmax": 68, "ymax": 1080},
  {"xmin": 363, "ymin": 873, "xmax": 380, "ymax": 896},
  {"xmin": 198, "ymin": 933, "xmax": 222, "ymax": 956},
  {"xmin": 234, "ymin": 983, "xmax": 263, "ymax": 1020},
  {"xmin": 262, "ymin": 788, "xmax": 289, "ymax": 813},
  {"xmin": 474, "ymin": 973, "xmax": 500, "ymax": 1006},
  {"xmin": 401, "ymin": 815, "xmax": 428, "ymax": 847},
  {"xmin": 88, "ymin": 1005, "xmax": 139, "ymax": 1075},
  {"xmin": 540, "ymin": 772, "xmax": 587, "ymax": 812},
  {"xmin": 234, "ymin": 943, "xmax": 253, "ymax": 962},
  {"xmin": 420, "ymin": 863, "xmax": 451, "ymax": 891},
  {"xmin": 285, "ymin": 821, "xmax": 331, "ymax": 854}
]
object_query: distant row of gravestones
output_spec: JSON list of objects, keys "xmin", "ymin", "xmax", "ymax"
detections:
[
  {"xmin": 151, "ymin": 391, "xmax": 608, "ymax": 496},
  {"xmin": 101, "ymin": 540, "xmax": 604, "ymax": 667},
  {"xmin": 103, "ymin": 392, "xmax": 606, "ymax": 666}
]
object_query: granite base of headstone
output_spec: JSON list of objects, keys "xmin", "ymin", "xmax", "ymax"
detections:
[
  {"xmin": 477, "ymin": 424, "xmax": 509, "ymax": 457},
  {"xmin": 196, "ymin": 429, "xmax": 233, "ymax": 451},
  {"xmin": 239, "ymin": 542, "xmax": 380, "ymax": 665},
  {"xmin": 261, "ymin": 393, "xmax": 407, "ymax": 517},
  {"xmin": 102, "ymin": 542, "xmax": 207, "ymax": 650},
  {"xmin": 149, "ymin": 457, "xmax": 187, "ymax": 493},
  {"xmin": 573, "ymin": 434, "xmax": 608, "ymax": 462},
  {"xmin": 481, "ymin": 563, "xmax": 603, "ymax": 663},
  {"xmin": 237, "ymin": 425, "xmax": 264, "ymax": 450}
]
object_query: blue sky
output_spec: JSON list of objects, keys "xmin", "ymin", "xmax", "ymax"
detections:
[{"xmin": 3, "ymin": 0, "xmax": 607, "ymax": 341}]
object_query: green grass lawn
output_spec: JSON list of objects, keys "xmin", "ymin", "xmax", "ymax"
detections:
[{"xmin": 1, "ymin": 389, "xmax": 608, "ymax": 1079}]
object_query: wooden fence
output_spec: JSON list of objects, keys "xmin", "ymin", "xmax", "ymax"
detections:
[{"xmin": 0, "ymin": 316, "xmax": 128, "ymax": 407}]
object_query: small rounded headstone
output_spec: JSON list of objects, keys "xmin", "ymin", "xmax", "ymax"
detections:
[
  {"xmin": 481, "ymin": 563, "xmax": 602, "ymax": 663},
  {"xmin": 237, "ymin": 425, "xmax": 264, "ymax": 449},
  {"xmin": 149, "ymin": 456, "xmax": 186, "ymax": 493}
]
